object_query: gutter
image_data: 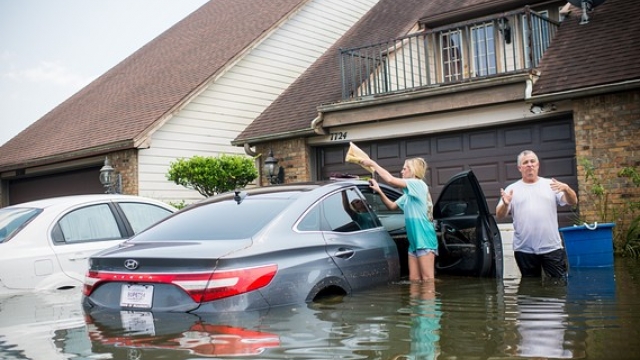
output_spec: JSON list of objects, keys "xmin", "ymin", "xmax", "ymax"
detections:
[
  {"xmin": 0, "ymin": 140, "xmax": 134, "ymax": 173},
  {"xmin": 234, "ymin": 128, "xmax": 316, "ymax": 149},
  {"xmin": 527, "ymin": 79, "xmax": 640, "ymax": 103}
]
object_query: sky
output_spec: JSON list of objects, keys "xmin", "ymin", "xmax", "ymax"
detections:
[{"xmin": 0, "ymin": 0, "xmax": 208, "ymax": 146}]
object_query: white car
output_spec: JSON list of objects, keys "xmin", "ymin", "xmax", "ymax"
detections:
[{"xmin": 0, "ymin": 194, "xmax": 176, "ymax": 295}]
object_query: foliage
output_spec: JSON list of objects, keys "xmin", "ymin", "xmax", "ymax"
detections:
[
  {"xmin": 166, "ymin": 154, "xmax": 258, "ymax": 197},
  {"xmin": 168, "ymin": 199, "xmax": 188, "ymax": 210},
  {"xmin": 618, "ymin": 166, "xmax": 640, "ymax": 258},
  {"xmin": 576, "ymin": 158, "xmax": 640, "ymax": 257},
  {"xmin": 578, "ymin": 157, "xmax": 612, "ymax": 222}
]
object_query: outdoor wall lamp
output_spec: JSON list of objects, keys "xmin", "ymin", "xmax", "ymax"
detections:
[
  {"xmin": 99, "ymin": 157, "xmax": 122, "ymax": 194},
  {"xmin": 263, "ymin": 149, "xmax": 284, "ymax": 185}
]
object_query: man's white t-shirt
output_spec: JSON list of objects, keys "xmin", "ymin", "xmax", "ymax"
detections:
[{"xmin": 500, "ymin": 177, "xmax": 567, "ymax": 254}]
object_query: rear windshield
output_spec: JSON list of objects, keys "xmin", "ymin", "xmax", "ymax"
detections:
[
  {"xmin": 133, "ymin": 198, "xmax": 291, "ymax": 241},
  {"xmin": 0, "ymin": 207, "xmax": 41, "ymax": 243}
]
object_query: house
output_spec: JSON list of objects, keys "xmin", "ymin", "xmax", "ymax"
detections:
[
  {"xmin": 233, "ymin": 0, "xmax": 640, "ymax": 229},
  {"xmin": 0, "ymin": 0, "xmax": 381, "ymax": 206}
]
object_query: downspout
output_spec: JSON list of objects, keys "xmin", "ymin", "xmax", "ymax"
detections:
[
  {"xmin": 311, "ymin": 112, "xmax": 328, "ymax": 135},
  {"xmin": 243, "ymin": 143, "xmax": 258, "ymax": 157}
]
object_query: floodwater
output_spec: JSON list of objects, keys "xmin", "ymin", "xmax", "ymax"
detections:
[{"xmin": 1, "ymin": 258, "xmax": 639, "ymax": 360}]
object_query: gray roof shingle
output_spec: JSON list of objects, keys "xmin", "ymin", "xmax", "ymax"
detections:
[{"xmin": 532, "ymin": 0, "xmax": 640, "ymax": 96}]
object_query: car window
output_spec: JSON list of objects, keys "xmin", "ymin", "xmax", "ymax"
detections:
[
  {"xmin": 0, "ymin": 207, "xmax": 41, "ymax": 244},
  {"xmin": 358, "ymin": 186, "xmax": 405, "ymax": 232},
  {"xmin": 118, "ymin": 202, "xmax": 173, "ymax": 233},
  {"xmin": 434, "ymin": 175, "xmax": 479, "ymax": 218},
  {"xmin": 297, "ymin": 205, "xmax": 323, "ymax": 231},
  {"xmin": 55, "ymin": 204, "xmax": 123, "ymax": 243},
  {"xmin": 133, "ymin": 198, "xmax": 290, "ymax": 241},
  {"xmin": 359, "ymin": 186, "xmax": 404, "ymax": 216},
  {"xmin": 321, "ymin": 191, "xmax": 378, "ymax": 232}
]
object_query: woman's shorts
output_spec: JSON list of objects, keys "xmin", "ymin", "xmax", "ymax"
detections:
[{"xmin": 408, "ymin": 248, "xmax": 438, "ymax": 257}]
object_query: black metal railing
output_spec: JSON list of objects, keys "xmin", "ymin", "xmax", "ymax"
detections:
[{"xmin": 340, "ymin": 7, "xmax": 559, "ymax": 100}]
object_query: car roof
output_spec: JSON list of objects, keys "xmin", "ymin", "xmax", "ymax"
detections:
[
  {"xmin": 185, "ymin": 180, "xmax": 378, "ymax": 208},
  {"xmin": 5, "ymin": 194, "xmax": 175, "ymax": 210}
]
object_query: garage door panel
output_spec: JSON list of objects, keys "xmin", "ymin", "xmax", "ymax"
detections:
[
  {"xmin": 406, "ymin": 139, "xmax": 430, "ymax": 157},
  {"xmin": 542, "ymin": 157, "xmax": 575, "ymax": 176},
  {"xmin": 435, "ymin": 135, "xmax": 463, "ymax": 154},
  {"xmin": 504, "ymin": 127, "xmax": 533, "ymax": 146},
  {"xmin": 467, "ymin": 163, "xmax": 500, "ymax": 183},
  {"xmin": 541, "ymin": 122, "xmax": 573, "ymax": 142},
  {"xmin": 469, "ymin": 131, "xmax": 498, "ymax": 150},
  {"xmin": 434, "ymin": 166, "xmax": 465, "ymax": 186},
  {"xmin": 504, "ymin": 160, "xmax": 522, "ymax": 181},
  {"xmin": 322, "ymin": 147, "xmax": 347, "ymax": 166},
  {"xmin": 377, "ymin": 142, "xmax": 400, "ymax": 159}
]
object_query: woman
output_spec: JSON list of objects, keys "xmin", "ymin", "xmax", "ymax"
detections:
[{"xmin": 360, "ymin": 157, "xmax": 437, "ymax": 282}]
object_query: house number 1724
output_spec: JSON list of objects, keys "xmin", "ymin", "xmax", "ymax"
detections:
[{"xmin": 330, "ymin": 132, "xmax": 348, "ymax": 141}]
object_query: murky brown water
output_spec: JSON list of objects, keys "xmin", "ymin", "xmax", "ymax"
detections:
[{"xmin": 1, "ymin": 258, "xmax": 639, "ymax": 359}]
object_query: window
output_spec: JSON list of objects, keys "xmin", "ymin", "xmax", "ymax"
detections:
[
  {"xmin": 118, "ymin": 202, "xmax": 173, "ymax": 233},
  {"xmin": 471, "ymin": 23, "xmax": 496, "ymax": 76},
  {"xmin": 523, "ymin": 10, "xmax": 550, "ymax": 68},
  {"xmin": 440, "ymin": 30, "xmax": 463, "ymax": 82},
  {"xmin": 55, "ymin": 204, "xmax": 122, "ymax": 243},
  {"xmin": 301, "ymin": 190, "xmax": 378, "ymax": 233}
]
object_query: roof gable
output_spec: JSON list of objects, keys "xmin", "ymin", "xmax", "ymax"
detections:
[
  {"xmin": 0, "ymin": 0, "xmax": 306, "ymax": 169},
  {"xmin": 234, "ymin": 0, "xmax": 437, "ymax": 144}
]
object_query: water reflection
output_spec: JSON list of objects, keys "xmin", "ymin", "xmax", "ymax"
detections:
[
  {"xmin": 86, "ymin": 311, "xmax": 280, "ymax": 357},
  {"xmin": 1, "ymin": 261, "xmax": 639, "ymax": 359},
  {"xmin": 406, "ymin": 281, "xmax": 441, "ymax": 359},
  {"xmin": 507, "ymin": 278, "xmax": 576, "ymax": 358}
]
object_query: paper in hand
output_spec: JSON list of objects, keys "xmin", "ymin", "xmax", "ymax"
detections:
[{"xmin": 345, "ymin": 142, "xmax": 375, "ymax": 174}]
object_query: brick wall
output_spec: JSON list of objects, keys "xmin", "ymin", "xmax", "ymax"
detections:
[
  {"xmin": 573, "ymin": 90, "xmax": 640, "ymax": 240},
  {"xmin": 255, "ymin": 139, "xmax": 312, "ymax": 186},
  {"xmin": 105, "ymin": 149, "xmax": 139, "ymax": 195}
]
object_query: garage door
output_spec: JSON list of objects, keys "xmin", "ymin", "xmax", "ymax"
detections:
[
  {"xmin": 317, "ymin": 116, "xmax": 577, "ymax": 226},
  {"xmin": 8, "ymin": 166, "xmax": 104, "ymax": 205}
]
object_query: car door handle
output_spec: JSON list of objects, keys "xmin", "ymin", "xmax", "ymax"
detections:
[
  {"xmin": 69, "ymin": 253, "xmax": 89, "ymax": 261},
  {"xmin": 334, "ymin": 248, "xmax": 355, "ymax": 258}
]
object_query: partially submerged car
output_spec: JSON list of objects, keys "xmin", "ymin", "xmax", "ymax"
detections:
[
  {"xmin": 82, "ymin": 171, "xmax": 501, "ymax": 313},
  {"xmin": 0, "ymin": 194, "xmax": 176, "ymax": 295}
]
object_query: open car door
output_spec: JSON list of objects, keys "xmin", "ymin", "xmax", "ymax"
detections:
[{"xmin": 433, "ymin": 170, "xmax": 503, "ymax": 278}]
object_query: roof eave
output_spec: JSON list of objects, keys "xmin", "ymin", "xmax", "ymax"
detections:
[
  {"xmin": 529, "ymin": 79, "xmax": 640, "ymax": 103},
  {"xmin": 232, "ymin": 128, "xmax": 316, "ymax": 147},
  {"xmin": 0, "ymin": 140, "xmax": 135, "ymax": 173}
]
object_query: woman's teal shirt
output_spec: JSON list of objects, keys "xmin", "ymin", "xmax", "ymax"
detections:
[{"xmin": 395, "ymin": 179, "xmax": 437, "ymax": 252}]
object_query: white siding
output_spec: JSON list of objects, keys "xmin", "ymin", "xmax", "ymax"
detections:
[{"xmin": 138, "ymin": 0, "xmax": 381, "ymax": 204}]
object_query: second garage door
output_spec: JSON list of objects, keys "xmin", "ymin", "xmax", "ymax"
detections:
[{"xmin": 317, "ymin": 116, "xmax": 577, "ymax": 226}]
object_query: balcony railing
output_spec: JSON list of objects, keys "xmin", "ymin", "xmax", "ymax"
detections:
[{"xmin": 339, "ymin": 7, "xmax": 559, "ymax": 100}]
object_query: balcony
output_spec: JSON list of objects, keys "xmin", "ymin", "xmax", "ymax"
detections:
[{"xmin": 339, "ymin": 6, "xmax": 559, "ymax": 101}]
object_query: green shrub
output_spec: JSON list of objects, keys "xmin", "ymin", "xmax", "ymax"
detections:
[{"xmin": 166, "ymin": 154, "xmax": 258, "ymax": 197}]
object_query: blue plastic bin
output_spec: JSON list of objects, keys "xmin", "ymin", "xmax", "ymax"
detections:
[{"xmin": 559, "ymin": 222, "xmax": 614, "ymax": 267}]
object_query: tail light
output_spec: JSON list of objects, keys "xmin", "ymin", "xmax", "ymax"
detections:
[{"xmin": 82, "ymin": 264, "xmax": 277, "ymax": 303}]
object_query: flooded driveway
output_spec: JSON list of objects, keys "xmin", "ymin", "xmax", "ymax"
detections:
[{"xmin": 1, "ymin": 258, "xmax": 639, "ymax": 359}]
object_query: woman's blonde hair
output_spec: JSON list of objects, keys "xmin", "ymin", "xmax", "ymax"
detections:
[{"xmin": 405, "ymin": 157, "xmax": 428, "ymax": 179}]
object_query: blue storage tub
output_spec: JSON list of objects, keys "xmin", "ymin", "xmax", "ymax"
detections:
[{"xmin": 559, "ymin": 222, "xmax": 614, "ymax": 267}]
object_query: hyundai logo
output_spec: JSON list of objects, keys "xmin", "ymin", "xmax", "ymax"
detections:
[{"xmin": 124, "ymin": 259, "xmax": 139, "ymax": 270}]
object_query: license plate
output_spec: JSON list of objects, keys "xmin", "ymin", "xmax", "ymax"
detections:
[
  {"xmin": 120, "ymin": 311, "xmax": 155, "ymax": 335},
  {"xmin": 120, "ymin": 284, "xmax": 153, "ymax": 308}
]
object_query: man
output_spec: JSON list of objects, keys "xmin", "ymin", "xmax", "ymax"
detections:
[{"xmin": 496, "ymin": 150, "xmax": 578, "ymax": 278}]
